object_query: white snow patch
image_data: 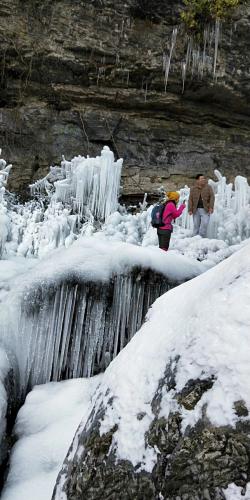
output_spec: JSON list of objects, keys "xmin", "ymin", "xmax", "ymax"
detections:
[
  {"xmin": 2, "ymin": 376, "xmax": 101, "ymax": 500},
  {"xmin": 223, "ymin": 482, "xmax": 250, "ymax": 499}
]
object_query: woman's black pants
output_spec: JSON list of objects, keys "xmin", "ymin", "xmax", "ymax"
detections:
[{"xmin": 157, "ymin": 229, "xmax": 172, "ymax": 251}]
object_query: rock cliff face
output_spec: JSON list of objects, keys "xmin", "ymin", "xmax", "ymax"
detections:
[
  {"xmin": 52, "ymin": 372, "xmax": 250, "ymax": 500},
  {"xmin": 0, "ymin": 0, "xmax": 250, "ymax": 199}
]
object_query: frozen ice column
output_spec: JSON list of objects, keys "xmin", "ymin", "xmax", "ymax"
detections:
[{"xmin": 54, "ymin": 146, "xmax": 123, "ymax": 222}]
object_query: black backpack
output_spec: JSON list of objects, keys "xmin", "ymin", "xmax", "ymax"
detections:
[{"xmin": 151, "ymin": 203, "xmax": 166, "ymax": 228}]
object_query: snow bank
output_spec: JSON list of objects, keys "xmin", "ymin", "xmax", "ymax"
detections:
[
  {"xmin": 0, "ymin": 237, "xmax": 206, "ymax": 299},
  {"xmin": 223, "ymin": 483, "xmax": 250, "ymax": 500},
  {"xmin": 1, "ymin": 376, "xmax": 101, "ymax": 500},
  {"xmin": 61, "ymin": 242, "xmax": 250, "ymax": 473}
]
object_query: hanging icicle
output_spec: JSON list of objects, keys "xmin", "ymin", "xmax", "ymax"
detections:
[
  {"xmin": 8, "ymin": 268, "xmax": 173, "ymax": 395},
  {"xmin": 163, "ymin": 27, "xmax": 178, "ymax": 91}
]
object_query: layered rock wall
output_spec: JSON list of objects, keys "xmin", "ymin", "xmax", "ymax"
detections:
[{"xmin": 0, "ymin": 0, "xmax": 250, "ymax": 198}]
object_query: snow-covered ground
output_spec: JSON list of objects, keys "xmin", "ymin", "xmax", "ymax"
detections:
[
  {"xmin": 1, "ymin": 376, "xmax": 101, "ymax": 500},
  {"xmin": 3, "ymin": 242, "xmax": 250, "ymax": 500}
]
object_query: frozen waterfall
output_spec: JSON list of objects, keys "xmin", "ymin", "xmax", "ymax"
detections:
[{"xmin": 0, "ymin": 238, "xmax": 204, "ymax": 398}]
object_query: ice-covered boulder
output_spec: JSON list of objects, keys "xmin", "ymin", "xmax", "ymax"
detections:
[{"xmin": 52, "ymin": 243, "xmax": 250, "ymax": 500}]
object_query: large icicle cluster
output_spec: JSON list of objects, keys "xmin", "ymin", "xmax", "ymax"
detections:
[
  {"xmin": 164, "ymin": 20, "xmax": 222, "ymax": 92},
  {"xmin": 0, "ymin": 239, "xmax": 204, "ymax": 396},
  {"xmin": 0, "ymin": 146, "xmax": 122, "ymax": 258},
  {"xmin": 17, "ymin": 269, "xmax": 170, "ymax": 390},
  {"xmin": 30, "ymin": 146, "xmax": 122, "ymax": 222}
]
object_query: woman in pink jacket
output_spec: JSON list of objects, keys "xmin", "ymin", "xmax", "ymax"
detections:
[{"xmin": 158, "ymin": 191, "xmax": 185, "ymax": 251}]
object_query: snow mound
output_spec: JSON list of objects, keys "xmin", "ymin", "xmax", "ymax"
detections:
[
  {"xmin": 0, "ymin": 237, "xmax": 206, "ymax": 298},
  {"xmin": 62, "ymin": 242, "xmax": 250, "ymax": 473}
]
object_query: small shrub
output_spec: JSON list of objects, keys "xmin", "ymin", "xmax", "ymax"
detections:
[{"xmin": 181, "ymin": 0, "xmax": 242, "ymax": 34}]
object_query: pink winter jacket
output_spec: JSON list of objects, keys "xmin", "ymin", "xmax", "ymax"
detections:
[{"xmin": 159, "ymin": 201, "xmax": 185, "ymax": 231}]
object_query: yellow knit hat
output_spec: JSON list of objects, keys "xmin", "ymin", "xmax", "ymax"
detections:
[{"xmin": 166, "ymin": 191, "xmax": 180, "ymax": 202}]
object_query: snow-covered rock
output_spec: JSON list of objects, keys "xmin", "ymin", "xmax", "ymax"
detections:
[{"xmin": 52, "ymin": 243, "xmax": 250, "ymax": 500}]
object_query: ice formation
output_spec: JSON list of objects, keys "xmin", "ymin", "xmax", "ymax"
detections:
[
  {"xmin": 166, "ymin": 20, "xmax": 222, "ymax": 93},
  {"xmin": 30, "ymin": 145, "xmax": 122, "ymax": 222},
  {"xmin": 0, "ymin": 145, "xmax": 250, "ymax": 499},
  {"xmin": 0, "ymin": 238, "xmax": 205, "ymax": 396},
  {"xmin": 163, "ymin": 27, "xmax": 178, "ymax": 90},
  {"xmin": 1, "ymin": 147, "xmax": 250, "ymax": 260}
]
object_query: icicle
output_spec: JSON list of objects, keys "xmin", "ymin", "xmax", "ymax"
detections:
[
  {"xmin": 164, "ymin": 27, "xmax": 178, "ymax": 91},
  {"xmin": 5, "ymin": 267, "xmax": 173, "ymax": 394},
  {"xmin": 213, "ymin": 18, "xmax": 220, "ymax": 78},
  {"xmin": 126, "ymin": 69, "xmax": 130, "ymax": 86}
]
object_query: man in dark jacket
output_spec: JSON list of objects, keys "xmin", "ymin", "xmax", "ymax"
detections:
[{"xmin": 188, "ymin": 174, "xmax": 215, "ymax": 237}]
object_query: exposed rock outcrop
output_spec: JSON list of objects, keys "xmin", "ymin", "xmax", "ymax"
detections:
[
  {"xmin": 0, "ymin": 0, "xmax": 250, "ymax": 199},
  {"xmin": 52, "ymin": 372, "xmax": 250, "ymax": 500}
]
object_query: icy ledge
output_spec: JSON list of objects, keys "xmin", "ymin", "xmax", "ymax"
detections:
[{"xmin": 0, "ymin": 238, "xmax": 206, "ymax": 394}]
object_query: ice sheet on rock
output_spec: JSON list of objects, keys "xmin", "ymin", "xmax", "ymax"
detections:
[
  {"xmin": 60, "ymin": 243, "xmax": 250, "ymax": 473},
  {"xmin": 1, "ymin": 376, "xmax": 101, "ymax": 500}
]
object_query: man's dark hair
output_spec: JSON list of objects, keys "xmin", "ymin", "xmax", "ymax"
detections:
[{"xmin": 195, "ymin": 174, "xmax": 204, "ymax": 180}]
